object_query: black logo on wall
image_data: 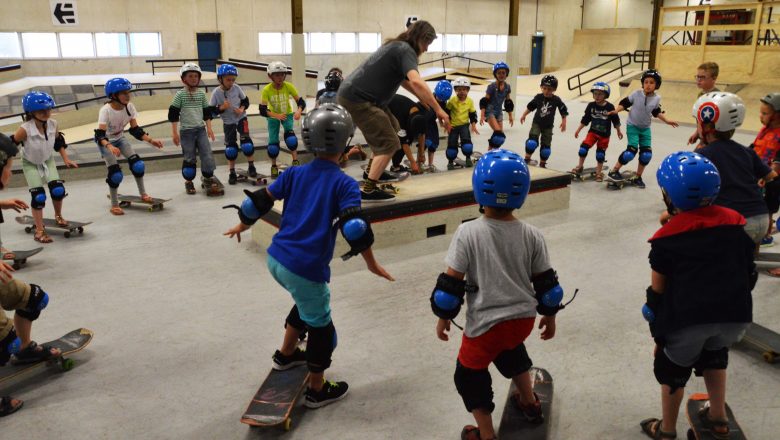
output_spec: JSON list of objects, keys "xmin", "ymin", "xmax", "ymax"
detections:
[{"xmin": 50, "ymin": 1, "xmax": 79, "ymax": 26}]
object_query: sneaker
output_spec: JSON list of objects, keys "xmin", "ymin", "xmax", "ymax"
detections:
[
  {"xmin": 465, "ymin": 157, "xmax": 473, "ymax": 167},
  {"xmin": 272, "ymin": 347, "xmax": 306, "ymax": 371},
  {"xmin": 271, "ymin": 165, "xmax": 279, "ymax": 178},
  {"xmin": 361, "ymin": 187, "xmax": 395, "ymax": 203},
  {"xmin": 228, "ymin": 171, "xmax": 237, "ymax": 185},
  {"xmin": 607, "ymin": 170, "xmax": 623, "ymax": 182},
  {"xmin": 292, "ymin": 160, "xmax": 300, "ymax": 166},
  {"xmin": 247, "ymin": 164, "xmax": 257, "ymax": 177},
  {"xmin": 390, "ymin": 164, "xmax": 409, "ymax": 173},
  {"xmin": 631, "ymin": 176, "xmax": 646, "ymax": 189},
  {"xmin": 304, "ymin": 380, "xmax": 349, "ymax": 409},
  {"xmin": 447, "ymin": 161, "xmax": 463, "ymax": 171},
  {"xmin": 362, "ymin": 171, "xmax": 398, "ymax": 182},
  {"xmin": 513, "ymin": 392, "xmax": 544, "ymax": 424},
  {"xmin": 761, "ymin": 235, "xmax": 775, "ymax": 247}
]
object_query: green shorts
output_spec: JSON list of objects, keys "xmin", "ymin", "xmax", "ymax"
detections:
[
  {"xmin": 626, "ymin": 124, "xmax": 652, "ymax": 148},
  {"xmin": 22, "ymin": 157, "xmax": 60, "ymax": 188}
]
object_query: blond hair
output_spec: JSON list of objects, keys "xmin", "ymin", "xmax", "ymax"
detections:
[{"xmin": 698, "ymin": 62, "xmax": 719, "ymax": 79}]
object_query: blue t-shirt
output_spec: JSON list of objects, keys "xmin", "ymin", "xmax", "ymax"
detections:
[
  {"xmin": 698, "ymin": 139, "xmax": 770, "ymax": 218},
  {"xmin": 267, "ymin": 159, "xmax": 362, "ymax": 283}
]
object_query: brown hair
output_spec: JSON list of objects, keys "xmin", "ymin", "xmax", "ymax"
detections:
[
  {"xmin": 697, "ymin": 62, "xmax": 719, "ymax": 79},
  {"xmin": 702, "ymin": 122, "xmax": 733, "ymax": 140},
  {"xmin": 384, "ymin": 20, "xmax": 437, "ymax": 56}
]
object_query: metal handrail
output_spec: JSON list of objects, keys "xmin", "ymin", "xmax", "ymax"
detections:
[
  {"xmin": 0, "ymin": 64, "xmax": 21, "ymax": 73},
  {"xmin": 146, "ymin": 58, "xmax": 217, "ymax": 75},
  {"xmin": 567, "ymin": 52, "xmax": 633, "ymax": 95},
  {"xmin": 418, "ymin": 54, "xmax": 495, "ymax": 77},
  {"xmin": 227, "ymin": 58, "xmax": 319, "ymax": 78},
  {"xmin": 0, "ymin": 82, "xmax": 267, "ymax": 122}
]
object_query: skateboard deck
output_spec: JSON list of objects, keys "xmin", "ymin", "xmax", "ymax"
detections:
[
  {"xmin": 241, "ymin": 365, "xmax": 310, "ymax": 431},
  {"xmin": 111, "ymin": 194, "xmax": 170, "ymax": 212},
  {"xmin": 2, "ymin": 247, "xmax": 43, "ymax": 270},
  {"xmin": 359, "ymin": 165, "xmax": 411, "ymax": 182},
  {"xmin": 16, "ymin": 216, "xmax": 91, "ymax": 238},
  {"xmin": 686, "ymin": 393, "xmax": 746, "ymax": 440},
  {"xmin": 605, "ymin": 171, "xmax": 637, "ymax": 190},
  {"xmin": 453, "ymin": 151, "xmax": 483, "ymax": 168},
  {"xmin": 738, "ymin": 322, "xmax": 780, "ymax": 363},
  {"xmin": 235, "ymin": 168, "xmax": 269, "ymax": 186},
  {"xmin": 201, "ymin": 176, "xmax": 225, "ymax": 197},
  {"xmin": 402, "ymin": 160, "xmax": 439, "ymax": 173},
  {"xmin": 756, "ymin": 252, "xmax": 780, "ymax": 263},
  {"xmin": 0, "ymin": 328, "xmax": 94, "ymax": 385},
  {"xmin": 498, "ymin": 367, "xmax": 553, "ymax": 439}
]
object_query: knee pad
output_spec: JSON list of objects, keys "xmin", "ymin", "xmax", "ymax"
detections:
[
  {"xmin": 578, "ymin": 145, "xmax": 589, "ymax": 158},
  {"xmin": 182, "ymin": 160, "xmax": 197, "ymax": 181},
  {"xmin": 284, "ymin": 305, "xmax": 306, "ymax": 331},
  {"xmin": 595, "ymin": 149, "xmax": 606, "ymax": 163},
  {"xmin": 224, "ymin": 143, "xmax": 239, "ymax": 160},
  {"xmin": 454, "ymin": 361, "xmax": 495, "ymax": 412},
  {"xmin": 425, "ymin": 139, "xmax": 438, "ymax": 152},
  {"xmin": 461, "ymin": 143, "xmax": 474, "ymax": 156},
  {"xmin": 306, "ymin": 321, "xmax": 336, "ymax": 373},
  {"xmin": 638, "ymin": 148, "xmax": 653, "ymax": 166},
  {"xmin": 267, "ymin": 143, "xmax": 280, "ymax": 159},
  {"xmin": 618, "ymin": 146, "xmax": 638, "ymax": 165},
  {"xmin": 525, "ymin": 138, "xmax": 539, "ymax": 155},
  {"xmin": 128, "ymin": 154, "xmax": 145, "ymax": 178},
  {"xmin": 240, "ymin": 138, "xmax": 254, "ymax": 156},
  {"xmin": 654, "ymin": 349, "xmax": 693, "ymax": 393},
  {"xmin": 490, "ymin": 131, "xmax": 506, "ymax": 148},
  {"xmin": 16, "ymin": 284, "xmax": 49, "ymax": 322},
  {"xmin": 106, "ymin": 164, "xmax": 123, "ymax": 188},
  {"xmin": 540, "ymin": 146, "xmax": 551, "ymax": 161},
  {"xmin": 30, "ymin": 187, "xmax": 46, "ymax": 209},
  {"xmin": 47, "ymin": 180, "xmax": 66, "ymax": 201},
  {"xmin": 692, "ymin": 348, "xmax": 729, "ymax": 376},
  {"xmin": 493, "ymin": 343, "xmax": 533, "ymax": 378},
  {"xmin": 445, "ymin": 146, "xmax": 458, "ymax": 161},
  {"xmin": 284, "ymin": 131, "xmax": 298, "ymax": 151}
]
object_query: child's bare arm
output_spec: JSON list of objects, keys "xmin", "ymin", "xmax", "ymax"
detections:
[{"xmin": 360, "ymin": 247, "xmax": 394, "ymax": 281}]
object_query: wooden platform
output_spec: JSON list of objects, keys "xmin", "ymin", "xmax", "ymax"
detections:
[{"xmin": 251, "ymin": 166, "xmax": 571, "ymax": 256}]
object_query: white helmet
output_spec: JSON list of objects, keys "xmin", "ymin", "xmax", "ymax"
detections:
[
  {"xmin": 180, "ymin": 63, "xmax": 202, "ymax": 77},
  {"xmin": 691, "ymin": 92, "xmax": 745, "ymax": 132},
  {"xmin": 760, "ymin": 92, "xmax": 780, "ymax": 112},
  {"xmin": 268, "ymin": 61, "xmax": 288, "ymax": 75},
  {"xmin": 452, "ymin": 77, "xmax": 471, "ymax": 88}
]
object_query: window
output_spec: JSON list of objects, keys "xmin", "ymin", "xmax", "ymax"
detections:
[
  {"xmin": 259, "ymin": 32, "xmax": 285, "ymax": 55},
  {"xmin": 59, "ymin": 33, "xmax": 95, "ymax": 58},
  {"xmin": 334, "ymin": 33, "xmax": 356, "ymax": 53},
  {"xmin": 497, "ymin": 35, "xmax": 508, "ymax": 52},
  {"xmin": 95, "ymin": 33, "xmax": 129, "ymax": 57},
  {"xmin": 358, "ymin": 33, "xmax": 381, "ymax": 53},
  {"xmin": 129, "ymin": 33, "xmax": 161, "ymax": 56},
  {"xmin": 481, "ymin": 35, "xmax": 498, "ymax": 52},
  {"xmin": 444, "ymin": 34, "xmax": 462, "ymax": 52},
  {"xmin": 285, "ymin": 32, "xmax": 292, "ymax": 54},
  {"xmin": 21, "ymin": 33, "xmax": 58, "ymax": 58},
  {"xmin": 428, "ymin": 34, "xmax": 443, "ymax": 52},
  {"xmin": 463, "ymin": 34, "xmax": 480, "ymax": 52},
  {"xmin": 0, "ymin": 33, "xmax": 21, "ymax": 58},
  {"xmin": 309, "ymin": 32, "xmax": 333, "ymax": 54}
]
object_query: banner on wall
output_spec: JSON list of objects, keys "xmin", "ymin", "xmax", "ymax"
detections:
[{"xmin": 50, "ymin": 1, "xmax": 78, "ymax": 26}]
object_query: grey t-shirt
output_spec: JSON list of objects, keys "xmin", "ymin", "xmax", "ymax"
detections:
[
  {"xmin": 445, "ymin": 216, "xmax": 551, "ymax": 338},
  {"xmin": 626, "ymin": 89, "xmax": 662, "ymax": 129},
  {"xmin": 338, "ymin": 41, "xmax": 418, "ymax": 108},
  {"xmin": 209, "ymin": 84, "xmax": 247, "ymax": 126}
]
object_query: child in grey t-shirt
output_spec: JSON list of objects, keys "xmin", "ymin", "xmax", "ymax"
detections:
[{"xmin": 430, "ymin": 149, "xmax": 566, "ymax": 440}]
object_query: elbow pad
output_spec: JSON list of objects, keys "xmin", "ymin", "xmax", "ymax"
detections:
[
  {"xmin": 430, "ymin": 273, "xmax": 466, "ymax": 320},
  {"xmin": 54, "ymin": 132, "xmax": 67, "ymax": 151},
  {"xmin": 619, "ymin": 97, "xmax": 631, "ymax": 109},
  {"xmin": 651, "ymin": 107, "xmax": 662, "ymax": 118},
  {"xmin": 203, "ymin": 106, "xmax": 215, "ymax": 121},
  {"xmin": 9, "ymin": 135, "xmax": 20, "ymax": 146},
  {"xmin": 94, "ymin": 129, "xmax": 108, "ymax": 146},
  {"xmin": 259, "ymin": 104, "xmax": 269, "ymax": 117},
  {"xmin": 128, "ymin": 126, "xmax": 147, "ymax": 141},
  {"xmin": 297, "ymin": 97, "xmax": 306, "ymax": 111},
  {"xmin": 168, "ymin": 106, "xmax": 181, "ymax": 122},
  {"xmin": 338, "ymin": 207, "xmax": 374, "ymax": 260},
  {"xmin": 479, "ymin": 97, "xmax": 488, "ymax": 110},
  {"xmin": 469, "ymin": 112, "xmax": 478, "ymax": 124},
  {"xmin": 504, "ymin": 99, "xmax": 514, "ymax": 113},
  {"xmin": 240, "ymin": 96, "xmax": 250, "ymax": 109},
  {"xmin": 223, "ymin": 188, "xmax": 275, "ymax": 226},
  {"xmin": 532, "ymin": 269, "xmax": 564, "ymax": 316}
]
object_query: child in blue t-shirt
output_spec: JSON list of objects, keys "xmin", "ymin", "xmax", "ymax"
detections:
[{"xmin": 225, "ymin": 104, "xmax": 393, "ymax": 409}]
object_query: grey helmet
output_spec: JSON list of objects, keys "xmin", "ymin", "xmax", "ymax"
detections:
[
  {"xmin": 302, "ymin": 104, "xmax": 354, "ymax": 154},
  {"xmin": 760, "ymin": 92, "xmax": 780, "ymax": 112}
]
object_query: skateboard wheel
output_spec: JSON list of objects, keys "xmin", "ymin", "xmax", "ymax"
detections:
[
  {"xmin": 12, "ymin": 262, "xmax": 20, "ymax": 270},
  {"xmin": 60, "ymin": 358, "xmax": 75, "ymax": 371},
  {"xmin": 262, "ymin": 178, "xmax": 268, "ymax": 184},
  {"xmin": 763, "ymin": 351, "xmax": 776, "ymax": 363},
  {"xmin": 284, "ymin": 418, "xmax": 292, "ymax": 431},
  {"xmin": 64, "ymin": 232, "xmax": 71, "ymax": 238},
  {"xmin": 687, "ymin": 428, "xmax": 695, "ymax": 440},
  {"xmin": 24, "ymin": 226, "xmax": 33, "ymax": 234},
  {"xmin": 78, "ymin": 227, "xmax": 84, "ymax": 233}
]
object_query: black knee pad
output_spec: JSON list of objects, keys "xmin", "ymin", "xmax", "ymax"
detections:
[
  {"xmin": 47, "ymin": 180, "xmax": 66, "ymax": 201},
  {"xmin": 29, "ymin": 187, "xmax": 46, "ymax": 209},
  {"xmin": 454, "ymin": 361, "xmax": 495, "ymax": 413},
  {"xmin": 106, "ymin": 164, "xmax": 123, "ymax": 188},
  {"xmin": 16, "ymin": 284, "xmax": 49, "ymax": 322},
  {"xmin": 493, "ymin": 343, "xmax": 533, "ymax": 378},
  {"xmin": 693, "ymin": 348, "xmax": 729, "ymax": 376},
  {"xmin": 306, "ymin": 321, "xmax": 336, "ymax": 373},
  {"xmin": 284, "ymin": 131, "xmax": 298, "ymax": 151},
  {"xmin": 284, "ymin": 305, "xmax": 306, "ymax": 331},
  {"xmin": 654, "ymin": 349, "xmax": 693, "ymax": 393},
  {"xmin": 128, "ymin": 154, "xmax": 145, "ymax": 178}
]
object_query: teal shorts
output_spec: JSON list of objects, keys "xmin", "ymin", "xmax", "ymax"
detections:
[
  {"xmin": 267, "ymin": 255, "xmax": 331, "ymax": 327},
  {"xmin": 266, "ymin": 114, "xmax": 295, "ymax": 146},
  {"xmin": 626, "ymin": 124, "xmax": 652, "ymax": 148}
]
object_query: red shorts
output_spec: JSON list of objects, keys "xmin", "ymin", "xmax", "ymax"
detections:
[
  {"xmin": 457, "ymin": 317, "xmax": 535, "ymax": 370},
  {"xmin": 583, "ymin": 132, "xmax": 610, "ymax": 150}
]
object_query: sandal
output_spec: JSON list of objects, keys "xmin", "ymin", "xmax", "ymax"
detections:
[
  {"xmin": 698, "ymin": 406, "xmax": 730, "ymax": 440},
  {"xmin": 766, "ymin": 268, "xmax": 780, "ymax": 278},
  {"xmin": 0, "ymin": 396, "xmax": 23, "ymax": 417},
  {"xmin": 12, "ymin": 341, "xmax": 60, "ymax": 365},
  {"xmin": 640, "ymin": 418, "xmax": 677, "ymax": 439},
  {"xmin": 1, "ymin": 248, "xmax": 15, "ymax": 260},
  {"xmin": 461, "ymin": 425, "xmax": 495, "ymax": 440},
  {"xmin": 110, "ymin": 206, "xmax": 125, "ymax": 216},
  {"xmin": 33, "ymin": 228, "xmax": 53, "ymax": 244},
  {"xmin": 54, "ymin": 215, "xmax": 68, "ymax": 227}
]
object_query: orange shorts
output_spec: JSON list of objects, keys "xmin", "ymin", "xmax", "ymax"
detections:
[
  {"xmin": 583, "ymin": 132, "xmax": 610, "ymax": 150},
  {"xmin": 457, "ymin": 317, "xmax": 535, "ymax": 370}
]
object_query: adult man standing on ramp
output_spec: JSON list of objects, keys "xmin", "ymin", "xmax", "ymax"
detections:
[{"xmin": 338, "ymin": 20, "xmax": 450, "ymax": 202}]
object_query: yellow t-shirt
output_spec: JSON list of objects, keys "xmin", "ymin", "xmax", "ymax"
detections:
[
  {"xmin": 261, "ymin": 81, "xmax": 299, "ymax": 115},
  {"xmin": 446, "ymin": 96, "xmax": 476, "ymax": 127}
]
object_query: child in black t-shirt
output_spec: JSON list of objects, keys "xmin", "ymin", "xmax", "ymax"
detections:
[
  {"xmin": 520, "ymin": 75, "xmax": 568, "ymax": 168},
  {"xmin": 571, "ymin": 82, "xmax": 622, "ymax": 181}
]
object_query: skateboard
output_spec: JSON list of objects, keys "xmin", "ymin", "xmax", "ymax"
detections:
[
  {"xmin": 403, "ymin": 160, "xmax": 439, "ymax": 173},
  {"xmin": 0, "ymin": 328, "xmax": 94, "ymax": 385},
  {"xmin": 739, "ymin": 322, "xmax": 780, "ymax": 363},
  {"xmin": 235, "ymin": 168, "xmax": 269, "ymax": 186},
  {"xmin": 16, "ymin": 216, "xmax": 91, "ymax": 239},
  {"xmin": 606, "ymin": 171, "xmax": 637, "ymax": 190},
  {"xmin": 686, "ymin": 393, "xmax": 746, "ymax": 440},
  {"xmin": 201, "ymin": 176, "xmax": 225, "ymax": 197},
  {"xmin": 453, "ymin": 151, "xmax": 483, "ymax": 168},
  {"xmin": 756, "ymin": 252, "xmax": 780, "ymax": 263},
  {"xmin": 2, "ymin": 247, "xmax": 43, "ymax": 270},
  {"xmin": 360, "ymin": 180, "xmax": 402, "ymax": 194},
  {"xmin": 241, "ymin": 365, "xmax": 310, "ymax": 431},
  {"xmin": 111, "ymin": 194, "xmax": 170, "ymax": 212},
  {"xmin": 359, "ymin": 165, "xmax": 410, "ymax": 182},
  {"xmin": 570, "ymin": 167, "xmax": 603, "ymax": 182},
  {"xmin": 497, "ymin": 367, "xmax": 553, "ymax": 439}
]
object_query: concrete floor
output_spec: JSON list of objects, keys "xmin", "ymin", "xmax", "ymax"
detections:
[{"xmin": 0, "ymin": 94, "xmax": 778, "ymax": 440}]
